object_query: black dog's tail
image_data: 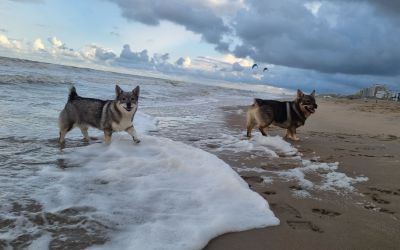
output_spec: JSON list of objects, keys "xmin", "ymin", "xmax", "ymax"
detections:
[{"xmin": 68, "ymin": 85, "xmax": 78, "ymax": 101}]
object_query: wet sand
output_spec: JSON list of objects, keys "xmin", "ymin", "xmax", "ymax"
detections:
[{"xmin": 205, "ymin": 98, "xmax": 400, "ymax": 250}]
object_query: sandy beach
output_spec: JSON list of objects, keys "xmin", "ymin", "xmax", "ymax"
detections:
[{"xmin": 205, "ymin": 97, "xmax": 400, "ymax": 250}]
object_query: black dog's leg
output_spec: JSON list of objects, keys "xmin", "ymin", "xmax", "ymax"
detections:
[{"xmin": 259, "ymin": 125, "xmax": 268, "ymax": 136}]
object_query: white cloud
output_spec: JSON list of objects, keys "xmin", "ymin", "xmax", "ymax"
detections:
[
  {"xmin": 32, "ymin": 38, "xmax": 45, "ymax": 51},
  {"xmin": 203, "ymin": 0, "xmax": 247, "ymax": 16},
  {"xmin": 223, "ymin": 54, "xmax": 253, "ymax": 67},
  {"xmin": 48, "ymin": 36, "xmax": 64, "ymax": 48},
  {"xmin": 56, "ymin": 48, "xmax": 82, "ymax": 59},
  {"xmin": 304, "ymin": 1, "xmax": 322, "ymax": 17},
  {"xmin": 81, "ymin": 44, "xmax": 116, "ymax": 62},
  {"xmin": 13, "ymin": 41, "xmax": 22, "ymax": 50},
  {"xmin": 0, "ymin": 34, "xmax": 21, "ymax": 50}
]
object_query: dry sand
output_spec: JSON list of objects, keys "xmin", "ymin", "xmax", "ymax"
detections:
[{"xmin": 205, "ymin": 98, "xmax": 400, "ymax": 250}]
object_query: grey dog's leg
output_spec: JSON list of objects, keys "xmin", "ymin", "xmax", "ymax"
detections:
[
  {"xmin": 58, "ymin": 113, "xmax": 73, "ymax": 144},
  {"xmin": 104, "ymin": 128, "xmax": 112, "ymax": 144},
  {"xmin": 59, "ymin": 129, "xmax": 68, "ymax": 144},
  {"xmin": 126, "ymin": 125, "xmax": 140, "ymax": 143},
  {"xmin": 79, "ymin": 126, "xmax": 89, "ymax": 142}
]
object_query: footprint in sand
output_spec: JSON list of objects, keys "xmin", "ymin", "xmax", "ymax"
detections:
[
  {"xmin": 364, "ymin": 204, "xmax": 376, "ymax": 210},
  {"xmin": 312, "ymin": 208, "xmax": 341, "ymax": 217},
  {"xmin": 242, "ymin": 176, "xmax": 264, "ymax": 183},
  {"xmin": 289, "ymin": 185, "xmax": 303, "ymax": 191},
  {"xmin": 287, "ymin": 220, "xmax": 323, "ymax": 233},
  {"xmin": 371, "ymin": 194, "xmax": 390, "ymax": 204},
  {"xmin": 363, "ymin": 203, "xmax": 395, "ymax": 215},
  {"xmin": 263, "ymin": 190, "xmax": 276, "ymax": 195},
  {"xmin": 270, "ymin": 203, "xmax": 302, "ymax": 219},
  {"xmin": 368, "ymin": 187, "xmax": 400, "ymax": 196},
  {"xmin": 334, "ymin": 148, "xmax": 346, "ymax": 151},
  {"xmin": 364, "ymin": 187, "xmax": 398, "ymax": 207},
  {"xmin": 379, "ymin": 208, "xmax": 395, "ymax": 214}
]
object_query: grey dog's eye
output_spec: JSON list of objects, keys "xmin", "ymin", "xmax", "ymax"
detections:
[{"xmin": 122, "ymin": 98, "xmax": 126, "ymax": 101}]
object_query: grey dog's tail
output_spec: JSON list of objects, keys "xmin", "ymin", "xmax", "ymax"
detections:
[{"xmin": 68, "ymin": 85, "xmax": 78, "ymax": 101}]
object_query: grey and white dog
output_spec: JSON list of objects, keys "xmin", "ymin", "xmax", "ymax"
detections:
[{"xmin": 58, "ymin": 85, "xmax": 141, "ymax": 144}]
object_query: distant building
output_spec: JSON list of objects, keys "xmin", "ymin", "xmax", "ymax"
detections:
[
  {"xmin": 359, "ymin": 84, "xmax": 389, "ymax": 99},
  {"xmin": 389, "ymin": 91, "xmax": 400, "ymax": 102}
]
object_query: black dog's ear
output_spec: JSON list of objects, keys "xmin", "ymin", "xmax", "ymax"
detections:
[
  {"xmin": 310, "ymin": 90, "xmax": 316, "ymax": 97},
  {"xmin": 115, "ymin": 85, "xmax": 123, "ymax": 97},
  {"xmin": 297, "ymin": 89, "xmax": 304, "ymax": 98},
  {"xmin": 132, "ymin": 86, "xmax": 140, "ymax": 97}
]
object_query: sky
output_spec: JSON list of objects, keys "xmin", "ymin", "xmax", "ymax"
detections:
[{"xmin": 0, "ymin": 0, "xmax": 399, "ymax": 94}]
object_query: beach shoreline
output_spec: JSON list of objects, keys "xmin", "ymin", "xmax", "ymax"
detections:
[{"xmin": 205, "ymin": 97, "xmax": 400, "ymax": 250}]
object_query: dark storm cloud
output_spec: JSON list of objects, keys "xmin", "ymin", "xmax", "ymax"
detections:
[
  {"xmin": 335, "ymin": 0, "xmax": 400, "ymax": 16},
  {"xmin": 114, "ymin": 44, "xmax": 176, "ymax": 72},
  {"xmin": 107, "ymin": 0, "xmax": 400, "ymax": 77},
  {"xmin": 119, "ymin": 44, "xmax": 149, "ymax": 63},
  {"xmin": 232, "ymin": 62, "xmax": 245, "ymax": 72},
  {"xmin": 175, "ymin": 57, "xmax": 186, "ymax": 66},
  {"xmin": 107, "ymin": 0, "xmax": 230, "ymax": 51},
  {"xmin": 232, "ymin": 0, "xmax": 400, "ymax": 76},
  {"xmin": 9, "ymin": 0, "xmax": 44, "ymax": 3},
  {"xmin": 151, "ymin": 53, "xmax": 169, "ymax": 64}
]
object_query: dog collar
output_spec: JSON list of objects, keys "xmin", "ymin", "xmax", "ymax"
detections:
[{"xmin": 286, "ymin": 102, "xmax": 292, "ymax": 124}]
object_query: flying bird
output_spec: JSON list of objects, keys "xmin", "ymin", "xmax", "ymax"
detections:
[{"xmin": 251, "ymin": 63, "xmax": 258, "ymax": 69}]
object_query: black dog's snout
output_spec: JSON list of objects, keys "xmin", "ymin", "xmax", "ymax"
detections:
[{"xmin": 314, "ymin": 104, "xmax": 318, "ymax": 109}]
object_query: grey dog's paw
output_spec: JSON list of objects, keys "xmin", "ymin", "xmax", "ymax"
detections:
[{"xmin": 133, "ymin": 138, "xmax": 141, "ymax": 144}]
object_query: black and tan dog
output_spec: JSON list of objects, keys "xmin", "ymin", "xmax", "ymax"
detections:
[{"xmin": 246, "ymin": 89, "xmax": 317, "ymax": 140}]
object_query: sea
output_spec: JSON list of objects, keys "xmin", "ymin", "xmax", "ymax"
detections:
[
  {"xmin": 0, "ymin": 57, "xmax": 366, "ymax": 249},
  {"xmin": 0, "ymin": 56, "xmax": 286, "ymax": 250}
]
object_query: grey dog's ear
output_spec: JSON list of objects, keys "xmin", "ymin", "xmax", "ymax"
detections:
[
  {"xmin": 115, "ymin": 85, "xmax": 123, "ymax": 97},
  {"xmin": 297, "ymin": 89, "xmax": 304, "ymax": 98},
  {"xmin": 310, "ymin": 90, "xmax": 316, "ymax": 97},
  {"xmin": 132, "ymin": 85, "xmax": 140, "ymax": 97}
]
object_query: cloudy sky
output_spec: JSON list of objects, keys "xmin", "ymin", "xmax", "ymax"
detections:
[{"xmin": 0, "ymin": 0, "xmax": 399, "ymax": 94}]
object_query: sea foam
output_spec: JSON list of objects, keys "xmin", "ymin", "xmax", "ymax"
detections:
[{"xmin": 30, "ymin": 112, "xmax": 278, "ymax": 250}]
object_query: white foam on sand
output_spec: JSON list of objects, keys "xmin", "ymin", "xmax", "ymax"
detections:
[
  {"xmin": 27, "ymin": 233, "xmax": 52, "ymax": 250},
  {"xmin": 30, "ymin": 113, "xmax": 278, "ymax": 250},
  {"xmin": 135, "ymin": 112, "xmax": 159, "ymax": 133},
  {"xmin": 277, "ymin": 160, "xmax": 368, "ymax": 193},
  {"xmin": 198, "ymin": 133, "xmax": 298, "ymax": 157},
  {"xmin": 202, "ymin": 132, "xmax": 367, "ymax": 195}
]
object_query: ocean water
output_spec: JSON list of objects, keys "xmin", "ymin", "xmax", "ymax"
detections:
[
  {"xmin": 0, "ymin": 57, "xmax": 285, "ymax": 249},
  {"xmin": 0, "ymin": 57, "xmax": 367, "ymax": 249}
]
